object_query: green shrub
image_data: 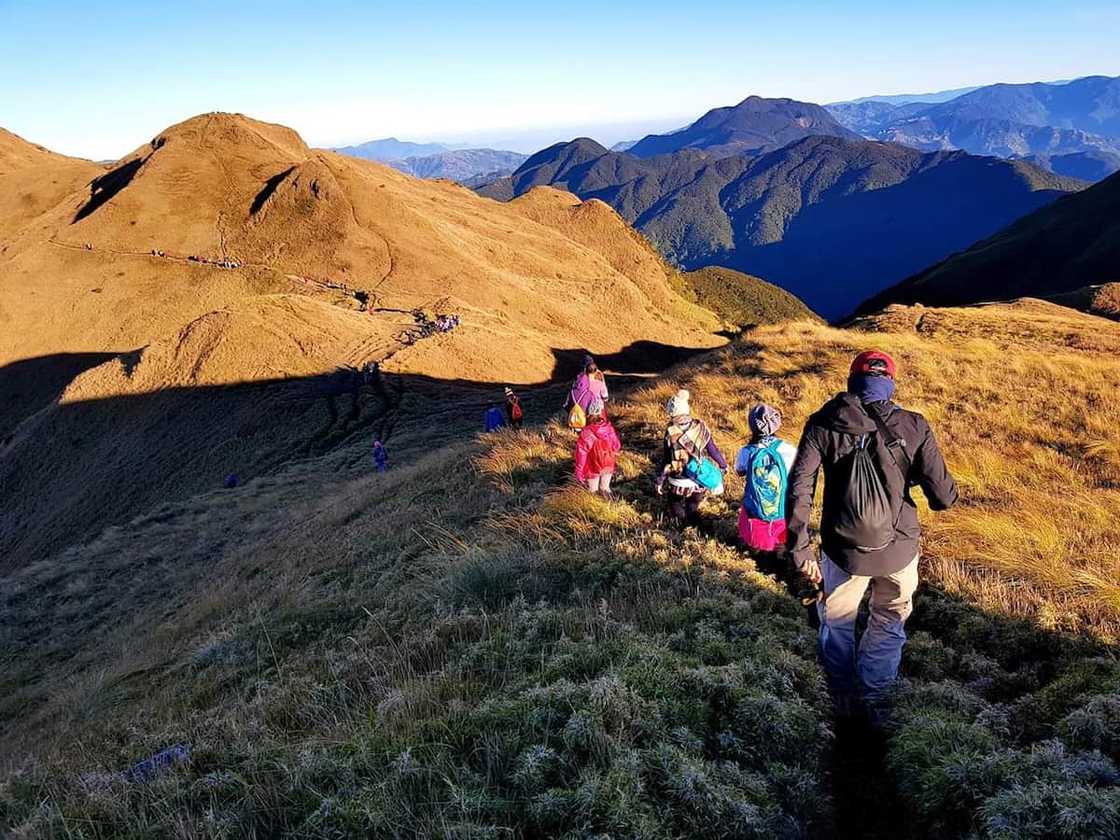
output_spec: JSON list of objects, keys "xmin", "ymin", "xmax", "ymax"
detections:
[
  {"xmin": 1058, "ymin": 693, "xmax": 1120, "ymax": 762},
  {"xmin": 978, "ymin": 781, "xmax": 1120, "ymax": 839}
]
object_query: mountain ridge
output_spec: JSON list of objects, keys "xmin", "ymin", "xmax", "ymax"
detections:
[
  {"xmin": 828, "ymin": 75, "xmax": 1120, "ymax": 179},
  {"xmin": 480, "ymin": 133, "xmax": 1082, "ymax": 318},
  {"xmin": 332, "ymin": 136, "xmax": 452, "ymax": 161},
  {"xmin": 627, "ymin": 95, "xmax": 861, "ymax": 159},
  {"xmin": 386, "ymin": 148, "xmax": 527, "ymax": 183}
]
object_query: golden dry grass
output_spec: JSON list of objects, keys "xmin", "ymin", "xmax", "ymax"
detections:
[
  {"xmin": 0, "ymin": 112, "xmax": 721, "ymax": 388},
  {"xmin": 3, "ymin": 296, "xmax": 1119, "ymax": 837},
  {"xmin": 612, "ymin": 300, "xmax": 1120, "ymax": 639},
  {"xmin": 1, "ymin": 112, "xmax": 728, "ymax": 567}
]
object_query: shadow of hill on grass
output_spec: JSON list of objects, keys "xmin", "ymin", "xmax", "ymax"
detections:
[
  {"xmin": 0, "ymin": 337, "xmax": 731, "ymax": 570},
  {"xmin": 0, "ymin": 351, "xmax": 120, "ymax": 443},
  {"xmin": 0, "ymin": 405, "xmax": 837, "ymax": 837},
  {"xmin": 3, "ymin": 381, "xmax": 1118, "ymax": 839}
]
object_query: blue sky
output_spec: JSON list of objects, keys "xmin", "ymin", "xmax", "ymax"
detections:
[{"xmin": 2, "ymin": 0, "xmax": 1118, "ymax": 159}]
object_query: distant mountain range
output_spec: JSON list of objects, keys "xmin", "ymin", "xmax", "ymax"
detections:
[
  {"xmin": 334, "ymin": 138, "xmax": 527, "ymax": 184},
  {"xmin": 860, "ymin": 169, "xmax": 1120, "ymax": 313},
  {"xmin": 828, "ymin": 76, "xmax": 1120, "ymax": 180},
  {"xmin": 832, "ymin": 84, "xmax": 983, "ymax": 107},
  {"xmin": 478, "ymin": 129, "xmax": 1081, "ymax": 319},
  {"xmin": 626, "ymin": 96, "xmax": 860, "ymax": 158},
  {"xmin": 334, "ymin": 137, "xmax": 454, "ymax": 161},
  {"xmin": 388, "ymin": 149, "xmax": 528, "ymax": 183}
]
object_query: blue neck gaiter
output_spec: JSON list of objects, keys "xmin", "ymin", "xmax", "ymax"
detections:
[{"xmin": 848, "ymin": 373, "xmax": 896, "ymax": 405}]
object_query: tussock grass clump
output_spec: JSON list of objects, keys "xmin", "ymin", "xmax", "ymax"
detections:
[
  {"xmin": 883, "ymin": 590, "xmax": 1120, "ymax": 837},
  {"xmin": 539, "ymin": 485, "xmax": 642, "ymax": 532}
]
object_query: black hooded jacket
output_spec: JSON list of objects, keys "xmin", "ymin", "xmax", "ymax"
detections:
[{"xmin": 786, "ymin": 393, "xmax": 958, "ymax": 577}]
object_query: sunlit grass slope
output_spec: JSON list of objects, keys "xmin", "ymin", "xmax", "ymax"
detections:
[
  {"xmin": 3, "ymin": 297, "xmax": 1119, "ymax": 838},
  {"xmin": 625, "ymin": 299, "xmax": 1120, "ymax": 639}
]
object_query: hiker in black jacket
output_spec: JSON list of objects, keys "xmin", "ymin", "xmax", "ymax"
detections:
[{"xmin": 786, "ymin": 351, "xmax": 957, "ymax": 719}]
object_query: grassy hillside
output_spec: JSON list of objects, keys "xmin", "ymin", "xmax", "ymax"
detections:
[
  {"xmin": 0, "ymin": 114, "xmax": 725, "ymax": 569},
  {"xmin": 673, "ymin": 266, "xmax": 821, "ymax": 328},
  {"xmin": 2, "ymin": 430, "xmax": 834, "ymax": 837},
  {"xmin": 3, "ymin": 301, "xmax": 1120, "ymax": 838},
  {"xmin": 861, "ymin": 169, "xmax": 1120, "ymax": 314},
  {"xmin": 1045, "ymin": 283, "xmax": 1120, "ymax": 320}
]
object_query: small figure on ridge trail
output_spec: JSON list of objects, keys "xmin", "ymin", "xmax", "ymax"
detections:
[
  {"xmin": 503, "ymin": 387, "xmax": 523, "ymax": 430},
  {"xmin": 564, "ymin": 354, "xmax": 609, "ymax": 430},
  {"xmin": 786, "ymin": 350, "xmax": 958, "ymax": 723},
  {"xmin": 654, "ymin": 388, "xmax": 727, "ymax": 527},
  {"xmin": 372, "ymin": 439, "xmax": 388, "ymax": 473},
  {"xmin": 574, "ymin": 397, "xmax": 621, "ymax": 499}
]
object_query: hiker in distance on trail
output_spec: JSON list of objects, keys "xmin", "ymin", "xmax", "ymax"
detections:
[
  {"xmin": 565, "ymin": 354, "xmax": 609, "ymax": 430},
  {"xmin": 503, "ymin": 387, "xmax": 524, "ymax": 430},
  {"xmin": 654, "ymin": 388, "xmax": 728, "ymax": 526},
  {"xmin": 484, "ymin": 404, "xmax": 506, "ymax": 432},
  {"xmin": 372, "ymin": 439, "xmax": 388, "ymax": 473},
  {"xmin": 786, "ymin": 350, "xmax": 958, "ymax": 723}
]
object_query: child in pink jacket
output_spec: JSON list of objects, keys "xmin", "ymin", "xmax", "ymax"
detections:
[{"xmin": 574, "ymin": 398, "xmax": 621, "ymax": 498}]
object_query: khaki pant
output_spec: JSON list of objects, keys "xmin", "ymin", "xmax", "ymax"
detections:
[{"xmin": 817, "ymin": 552, "xmax": 919, "ymax": 707}]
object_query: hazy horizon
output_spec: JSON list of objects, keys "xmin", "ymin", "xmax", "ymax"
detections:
[{"xmin": 3, "ymin": 0, "xmax": 1119, "ymax": 160}]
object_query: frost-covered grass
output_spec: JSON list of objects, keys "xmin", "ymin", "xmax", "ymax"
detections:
[
  {"xmin": 1, "ymin": 426, "xmax": 832, "ymax": 838},
  {"xmin": 885, "ymin": 592, "xmax": 1120, "ymax": 838}
]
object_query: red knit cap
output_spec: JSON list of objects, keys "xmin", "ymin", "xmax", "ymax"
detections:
[{"xmin": 850, "ymin": 350, "xmax": 896, "ymax": 379}]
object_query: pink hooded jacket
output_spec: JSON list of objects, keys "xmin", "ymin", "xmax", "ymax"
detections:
[
  {"xmin": 574, "ymin": 418, "xmax": 621, "ymax": 480},
  {"xmin": 569, "ymin": 371, "xmax": 609, "ymax": 413}
]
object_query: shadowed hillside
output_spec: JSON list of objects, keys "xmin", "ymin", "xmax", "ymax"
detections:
[
  {"xmin": 479, "ymin": 135, "xmax": 1081, "ymax": 319},
  {"xmin": 860, "ymin": 169, "xmax": 1120, "ymax": 313}
]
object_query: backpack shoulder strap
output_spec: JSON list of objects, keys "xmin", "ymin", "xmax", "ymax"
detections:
[
  {"xmin": 868, "ymin": 407, "xmax": 912, "ymax": 480},
  {"xmin": 671, "ymin": 419, "xmax": 702, "ymax": 460}
]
